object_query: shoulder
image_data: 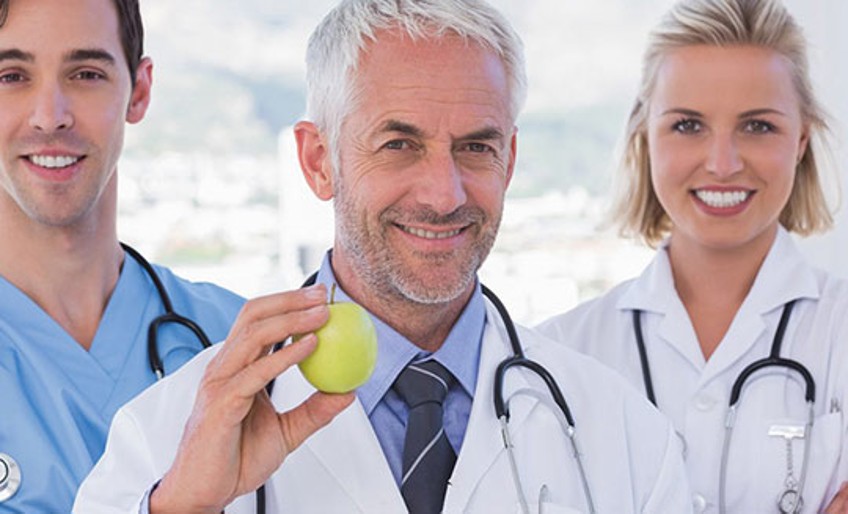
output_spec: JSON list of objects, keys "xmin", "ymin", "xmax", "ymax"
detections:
[
  {"xmin": 521, "ymin": 326, "xmax": 658, "ymax": 416},
  {"xmin": 810, "ymin": 266, "xmax": 848, "ymax": 305},
  {"xmin": 535, "ymin": 277, "xmax": 635, "ymax": 344},
  {"xmin": 149, "ymin": 264, "xmax": 246, "ymax": 316}
]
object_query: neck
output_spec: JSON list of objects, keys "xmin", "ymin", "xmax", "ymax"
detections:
[
  {"xmin": 330, "ymin": 255, "xmax": 472, "ymax": 353},
  {"xmin": 666, "ymin": 227, "xmax": 777, "ymax": 359},
  {"xmin": 0, "ymin": 188, "xmax": 122, "ymax": 350}
]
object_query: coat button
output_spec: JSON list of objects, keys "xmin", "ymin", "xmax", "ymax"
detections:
[
  {"xmin": 692, "ymin": 493, "xmax": 708, "ymax": 513},
  {"xmin": 694, "ymin": 393, "xmax": 718, "ymax": 411}
]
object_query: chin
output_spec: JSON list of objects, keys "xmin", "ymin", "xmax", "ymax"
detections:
[{"xmin": 394, "ymin": 271, "xmax": 472, "ymax": 305}]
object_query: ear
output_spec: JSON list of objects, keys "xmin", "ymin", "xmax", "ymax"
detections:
[
  {"xmin": 126, "ymin": 57, "xmax": 153, "ymax": 124},
  {"xmin": 504, "ymin": 128, "xmax": 518, "ymax": 188},
  {"xmin": 294, "ymin": 121, "xmax": 335, "ymax": 201}
]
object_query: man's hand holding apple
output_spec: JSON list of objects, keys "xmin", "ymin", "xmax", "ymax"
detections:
[{"xmin": 150, "ymin": 284, "xmax": 355, "ymax": 514}]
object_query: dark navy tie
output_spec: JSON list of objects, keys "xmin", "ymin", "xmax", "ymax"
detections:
[{"xmin": 393, "ymin": 360, "xmax": 456, "ymax": 514}]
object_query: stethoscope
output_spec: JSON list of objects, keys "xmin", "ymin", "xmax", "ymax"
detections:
[
  {"xmin": 633, "ymin": 300, "xmax": 815, "ymax": 514},
  {"xmin": 0, "ymin": 244, "xmax": 213, "ymax": 504},
  {"xmin": 120, "ymin": 243, "xmax": 213, "ymax": 379},
  {"xmin": 248, "ymin": 275, "xmax": 597, "ymax": 514}
]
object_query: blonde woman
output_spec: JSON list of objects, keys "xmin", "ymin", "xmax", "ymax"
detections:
[{"xmin": 538, "ymin": 0, "xmax": 848, "ymax": 512}]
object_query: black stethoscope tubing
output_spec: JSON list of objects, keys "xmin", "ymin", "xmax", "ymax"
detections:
[
  {"xmin": 632, "ymin": 299, "xmax": 815, "ymax": 408},
  {"xmin": 253, "ymin": 273, "xmax": 579, "ymax": 514},
  {"xmin": 633, "ymin": 300, "xmax": 816, "ymax": 513},
  {"xmin": 120, "ymin": 243, "xmax": 213, "ymax": 380}
]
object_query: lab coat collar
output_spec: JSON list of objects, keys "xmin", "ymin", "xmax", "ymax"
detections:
[
  {"xmin": 615, "ymin": 227, "xmax": 820, "ymax": 374},
  {"xmin": 702, "ymin": 228, "xmax": 819, "ymax": 376},
  {"xmin": 740, "ymin": 227, "xmax": 820, "ymax": 312},
  {"xmin": 271, "ymin": 362, "xmax": 406, "ymax": 511},
  {"xmin": 617, "ymin": 227, "xmax": 818, "ymax": 315},
  {"xmin": 444, "ymin": 298, "xmax": 539, "ymax": 512}
]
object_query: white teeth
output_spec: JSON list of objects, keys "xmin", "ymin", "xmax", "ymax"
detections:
[
  {"xmin": 29, "ymin": 155, "xmax": 80, "ymax": 169},
  {"xmin": 402, "ymin": 226, "xmax": 462, "ymax": 239},
  {"xmin": 695, "ymin": 190, "xmax": 750, "ymax": 208}
]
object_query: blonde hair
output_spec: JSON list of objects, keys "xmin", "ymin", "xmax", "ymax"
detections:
[{"xmin": 614, "ymin": 0, "xmax": 834, "ymax": 246}]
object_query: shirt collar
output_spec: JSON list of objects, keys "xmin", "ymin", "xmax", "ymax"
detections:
[{"xmin": 314, "ymin": 252, "xmax": 485, "ymax": 413}]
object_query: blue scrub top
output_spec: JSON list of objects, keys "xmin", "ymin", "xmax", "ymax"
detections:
[{"xmin": 0, "ymin": 254, "xmax": 244, "ymax": 513}]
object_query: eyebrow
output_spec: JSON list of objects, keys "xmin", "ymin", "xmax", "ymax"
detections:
[
  {"xmin": 0, "ymin": 48, "xmax": 117, "ymax": 67},
  {"xmin": 65, "ymin": 48, "xmax": 116, "ymax": 66},
  {"xmin": 0, "ymin": 48, "xmax": 34, "ymax": 63},
  {"xmin": 457, "ymin": 127, "xmax": 505, "ymax": 142},
  {"xmin": 660, "ymin": 108, "xmax": 702, "ymax": 118},
  {"xmin": 661, "ymin": 107, "xmax": 787, "ymax": 119},
  {"xmin": 738, "ymin": 108, "xmax": 786, "ymax": 118},
  {"xmin": 379, "ymin": 120, "xmax": 425, "ymax": 138},
  {"xmin": 377, "ymin": 119, "xmax": 505, "ymax": 142}
]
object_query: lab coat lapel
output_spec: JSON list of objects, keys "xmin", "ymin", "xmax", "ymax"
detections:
[
  {"xmin": 444, "ymin": 301, "xmax": 538, "ymax": 512},
  {"xmin": 271, "ymin": 367, "xmax": 405, "ymax": 511},
  {"xmin": 618, "ymin": 246, "xmax": 706, "ymax": 369},
  {"xmin": 700, "ymin": 229, "xmax": 819, "ymax": 381}
]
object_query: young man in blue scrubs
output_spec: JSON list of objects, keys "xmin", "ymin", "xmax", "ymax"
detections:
[{"xmin": 0, "ymin": 0, "xmax": 244, "ymax": 511}]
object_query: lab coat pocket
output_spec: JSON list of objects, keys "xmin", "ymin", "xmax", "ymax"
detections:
[
  {"xmin": 802, "ymin": 411, "xmax": 843, "ymax": 511},
  {"xmin": 729, "ymin": 411, "xmax": 842, "ymax": 511}
]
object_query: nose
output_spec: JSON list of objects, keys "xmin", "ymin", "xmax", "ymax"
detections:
[
  {"xmin": 28, "ymin": 83, "xmax": 74, "ymax": 133},
  {"xmin": 705, "ymin": 133, "xmax": 743, "ymax": 177},
  {"xmin": 414, "ymin": 152, "xmax": 467, "ymax": 214}
]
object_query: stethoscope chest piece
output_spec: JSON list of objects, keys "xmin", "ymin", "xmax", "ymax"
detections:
[{"xmin": 0, "ymin": 453, "xmax": 21, "ymax": 502}]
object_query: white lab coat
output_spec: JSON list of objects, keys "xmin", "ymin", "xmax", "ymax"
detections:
[
  {"xmin": 75, "ymin": 300, "xmax": 692, "ymax": 514},
  {"xmin": 537, "ymin": 228, "xmax": 848, "ymax": 513}
]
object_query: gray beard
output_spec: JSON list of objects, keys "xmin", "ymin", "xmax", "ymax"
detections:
[{"xmin": 333, "ymin": 181, "xmax": 499, "ymax": 306}]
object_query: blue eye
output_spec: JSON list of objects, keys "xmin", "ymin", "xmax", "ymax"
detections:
[
  {"xmin": 744, "ymin": 120, "xmax": 776, "ymax": 134},
  {"xmin": 383, "ymin": 140, "xmax": 412, "ymax": 151},
  {"xmin": 672, "ymin": 118, "xmax": 701, "ymax": 134},
  {"xmin": 465, "ymin": 142, "xmax": 493, "ymax": 153}
]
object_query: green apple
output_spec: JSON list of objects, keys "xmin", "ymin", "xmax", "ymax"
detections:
[{"xmin": 298, "ymin": 293, "xmax": 378, "ymax": 393}]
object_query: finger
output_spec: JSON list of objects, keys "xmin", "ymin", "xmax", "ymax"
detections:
[
  {"xmin": 825, "ymin": 482, "xmax": 848, "ymax": 514},
  {"xmin": 213, "ymin": 299, "xmax": 329, "ymax": 378},
  {"xmin": 278, "ymin": 391, "xmax": 355, "ymax": 453},
  {"xmin": 224, "ymin": 285, "xmax": 327, "ymax": 344},
  {"xmin": 231, "ymin": 334, "xmax": 322, "ymax": 398}
]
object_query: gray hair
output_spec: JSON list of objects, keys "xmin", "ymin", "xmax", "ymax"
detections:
[{"xmin": 305, "ymin": 0, "xmax": 527, "ymax": 171}]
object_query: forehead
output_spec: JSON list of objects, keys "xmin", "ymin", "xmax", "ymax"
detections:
[
  {"xmin": 348, "ymin": 30, "xmax": 512, "ymax": 134},
  {"xmin": 0, "ymin": 0, "xmax": 122, "ymax": 60},
  {"xmin": 650, "ymin": 45, "xmax": 801, "ymax": 113}
]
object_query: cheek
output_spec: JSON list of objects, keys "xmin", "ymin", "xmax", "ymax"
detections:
[
  {"xmin": 745, "ymin": 144, "xmax": 798, "ymax": 189},
  {"xmin": 647, "ymin": 135, "xmax": 700, "ymax": 192}
]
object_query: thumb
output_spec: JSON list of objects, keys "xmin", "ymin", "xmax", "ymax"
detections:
[{"xmin": 279, "ymin": 392, "xmax": 355, "ymax": 452}]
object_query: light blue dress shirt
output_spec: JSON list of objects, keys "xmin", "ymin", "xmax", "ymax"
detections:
[{"xmin": 315, "ymin": 252, "xmax": 485, "ymax": 485}]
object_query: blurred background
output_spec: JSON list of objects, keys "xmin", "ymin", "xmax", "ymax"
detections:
[{"xmin": 119, "ymin": 0, "xmax": 847, "ymax": 325}]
